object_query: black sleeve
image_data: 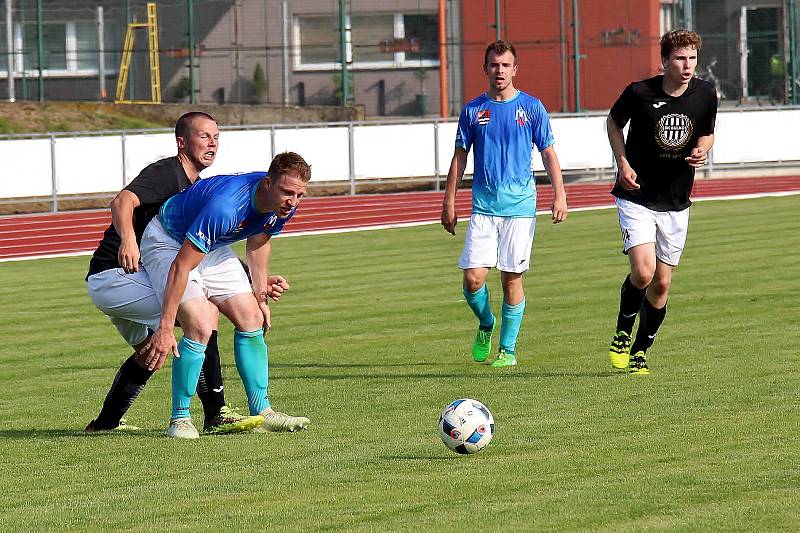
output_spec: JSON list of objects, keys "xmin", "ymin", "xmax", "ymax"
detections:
[
  {"xmin": 698, "ymin": 84, "xmax": 718, "ymax": 136},
  {"xmin": 609, "ymin": 83, "xmax": 634, "ymax": 129},
  {"xmin": 123, "ymin": 162, "xmax": 179, "ymax": 205}
]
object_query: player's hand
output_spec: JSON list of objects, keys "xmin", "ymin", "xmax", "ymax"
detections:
[
  {"xmin": 117, "ymin": 238, "xmax": 141, "ymax": 273},
  {"xmin": 258, "ymin": 300, "xmax": 272, "ymax": 336},
  {"xmin": 265, "ymin": 275, "xmax": 289, "ymax": 301},
  {"xmin": 617, "ymin": 163, "xmax": 640, "ymax": 190},
  {"xmin": 441, "ymin": 202, "xmax": 458, "ymax": 235},
  {"xmin": 551, "ymin": 195, "xmax": 568, "ymax": 224},
  {"xmin": 685, "ymin": 146, "xmax": 709, "ymax": 168},
  {"xmin": 142, "ymin": 328, "xmax": 178, "ymax": 371}
]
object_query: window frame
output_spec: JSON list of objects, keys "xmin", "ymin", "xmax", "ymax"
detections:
[
  {"xmin": 292, "ymin": 12, "xmax": 440, "ymax": 71},
  {"xmin": 2, "ymin": 20, "xmax": 118, "ymax": 78}
]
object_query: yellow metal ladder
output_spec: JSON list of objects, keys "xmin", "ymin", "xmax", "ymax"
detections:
[{"xmin": 115, "ymin": 2, "xmax": 161, "ymax": 104}]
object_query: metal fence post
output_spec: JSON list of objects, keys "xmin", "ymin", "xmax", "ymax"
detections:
[
  {"xmin": 50, "ymin": 134, "xmax": 57, "ymax": 212},
  {"xmin": 348, "ymin": 122, "xmax": 355, "ymax": 195},
  {"xmin": 270, "ymin": 127, "xmax": 276, "ymax": 160},
  {"xmin": 433, "ymin": 120, "xmax": 441, "ymax": 191},
  {"xmin": 121, "ymin": 131, "xmax": 127, "ymax": 187}
]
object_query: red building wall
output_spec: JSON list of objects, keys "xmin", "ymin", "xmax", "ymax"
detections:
[{"xmin": 460, "ymin": 0, "xmax": 661, "ymax": 113}]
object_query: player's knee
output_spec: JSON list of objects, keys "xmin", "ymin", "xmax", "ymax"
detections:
[
  {"xmin": 179, "ymin": 319, "xmax": 214, "ymax": 344},
  {"xmin": 649, "ymin": 276, "xmax": 671, "ymax": 297},
  {"xmin": 234, "ymin": 308, "xmax": 264, "ymax": 332},
  {"xmin": 630, "ymin": 268, "xmax": 654, "ymax": 288}
]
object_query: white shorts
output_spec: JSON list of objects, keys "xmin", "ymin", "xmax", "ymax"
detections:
[
  {"xmin": 458, "ymin": 213, "xmax": 536, "ymax": 273},
  {"xmin": 87, "ymin": 268, "xmax": 160, "ymax": 346},
  {"xmin": 615, "ymin": 197, "xmax": 690, "ymax": 266},
  {"xmin": 140, "ymin": 218, "xmax": 252, "ymax": 306}
]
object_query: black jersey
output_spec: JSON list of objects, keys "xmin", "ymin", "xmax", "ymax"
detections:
[
  {"xmin": 87, "ymin": 157, "xmax": 192, "ymax": 278},
  {"xmin": 610, "ymin": 75, "xmax": 718, "ymax": 211}
]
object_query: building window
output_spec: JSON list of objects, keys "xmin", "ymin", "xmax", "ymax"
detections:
[
  {"xmin": 293, "ymin": 12, "xmax": 439, "ymax": 71},
  {"xmin": 1, "ymin": 20, "xmax": 119, "ymax": 78}
]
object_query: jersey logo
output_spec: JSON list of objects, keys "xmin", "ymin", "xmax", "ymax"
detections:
[
  {"xmin": 264, "ymin": 214, "xmax": 278, "ymax": 230},
  {"xmin": 655, "ymin": 113, "xmax": 693, "ymax": 151},
  {"xmin": 515, "ymin": 107, "xmax": 528, "ymax": 126},
  {"xmin": 477, "ymin": 110, "xmax": 491, "ymax": 125},
  {"xmin": 652, "ymin": 101, "xmax": 667, "ymax": 108}
]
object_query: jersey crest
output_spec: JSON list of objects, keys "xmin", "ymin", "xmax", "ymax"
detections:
[
  {"xmin": 515, "ymin": 107, "xmax": 528, "ymax": 126},
  {"xmin": 477, "ymin": 110, "xmax": 491, "ymax": 125},
  {"xmin": 655, "ymin": 113, "xmax": 693, "ymax": 151}
]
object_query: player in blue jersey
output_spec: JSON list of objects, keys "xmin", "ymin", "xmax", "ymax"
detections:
[
  {"xmin": 441, "ymin": 40, "xmax": 568, "ymax": 368},
  {"xmin": 85, "ymin": 112, "xmax": 269, "ymax": 435},
  {"xmin": 139, "ymin": 152, "xmax": 311, "ymax": 439}
]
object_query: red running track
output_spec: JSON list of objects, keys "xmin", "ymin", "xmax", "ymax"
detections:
[{"xmin": 1, "ymin": 175, "xmax": 799, "ymax": 261}]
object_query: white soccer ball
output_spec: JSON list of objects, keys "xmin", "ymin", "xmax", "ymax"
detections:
[{"xmin": 439, "ymin": 398, "xmax": 494, "ymax": 454}]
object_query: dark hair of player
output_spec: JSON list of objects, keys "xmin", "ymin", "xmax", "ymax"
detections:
[
  {"xmin": 174, "ymin": 111, "xmax": 216, "ymax": 139},
  {"xmin": 660, "ymin": 29, "xmax": 702, "ymax": 59},
  {"xmin": 484, "ymin": 40, "xmax": 517, "ymax": 67},
  {"xmin": 268, "ymin": 151, "xmax": 312, "ymax": 182}
]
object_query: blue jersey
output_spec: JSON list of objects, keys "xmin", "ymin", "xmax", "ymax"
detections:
[
  {"xmin": 158, "ymin": 171, "xmax": 294, "ymax": 253},
  {"xmin": 456, "ymin": 91, "xmax": 555, "ymax": 217}
]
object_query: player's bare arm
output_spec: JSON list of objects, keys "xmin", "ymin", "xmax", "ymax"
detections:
[
  {"xmin": 606, "ymin": 115, "xmax": 639, "ymax": 190},
  {"xmin": 143, "ymin": 240, "xmax": 206, "ymax": 370},
  {"xmin": 246, "ymin": 233, "xmax": 273, "ymax": 333},
  {"xmin": 685, "ymin": 134, "xmax": 714, "ymax": 168},
  {"xmin": 540, "ymin": 146, "xmax": 568, "ymax": 224},
  {"xmin": 110, "ymin": 190, "xmax": 142, "ymax": 273},
  {"xmin": 441, "ymin": 148, "xmax": 468, "ymax": 235}
]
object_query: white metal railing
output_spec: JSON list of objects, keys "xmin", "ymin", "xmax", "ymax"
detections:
[{"xmin": 2, "ymin": 107, "xmax": 800, "ymax": 211}]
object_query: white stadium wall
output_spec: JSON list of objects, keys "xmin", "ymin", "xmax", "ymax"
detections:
[{"xmin": 1, "ymin": 108, "xmax": 799, "ymax": 200}]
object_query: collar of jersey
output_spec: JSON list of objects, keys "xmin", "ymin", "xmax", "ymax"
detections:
[
  {"xmin": 249, "ymin": 179, "xmax": 264, "ymax": 214},
  {"xmin": 483, "ymin": 90, "xmax": 521, "ymax": 104}
]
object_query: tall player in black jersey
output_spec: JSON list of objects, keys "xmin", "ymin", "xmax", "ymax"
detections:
[
  {"xmin": 85, "ymin": 112, "xmax": 280, "ymax": 433},
  {"xmin": 606, "ymin": 30, "xmax": 718, "ymax": 374}
]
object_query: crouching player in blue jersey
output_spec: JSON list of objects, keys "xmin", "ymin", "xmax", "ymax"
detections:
[
  {"xmin": 139, "ymin": 152, "xmax": 311, "ymax": 439},
  {"xmin": 441, "ymin": 41, "xmax": 568, "ymax": 368}
]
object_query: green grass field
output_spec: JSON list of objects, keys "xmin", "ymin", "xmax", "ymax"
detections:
[{"xmin": 1, "ymin": 195, "xmax": 798, "ymax": 531}]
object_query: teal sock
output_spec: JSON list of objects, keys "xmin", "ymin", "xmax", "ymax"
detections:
[
  {"xmin": 171, "ymin": 337, "xmax": 206, "ymax": 420},
  {"xmin": 463, "ymin": 285, "xmax": 495, "ymax": 330},
  {"xmin": 499, "ymin": 299, "xmax": 526, "ymax": 355},
  {"xmin": 234, "ymin": 329, "xmax": 270, "ymax": 415}
]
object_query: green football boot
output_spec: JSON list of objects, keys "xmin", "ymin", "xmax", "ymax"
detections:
[
  {"xmin": 490, "ymin": 349, "xmax": 517, "ymax": 368},
  {"xmin": 608, "ymin": 331, "xmax": 632, "ymax": 369},
  {"xmin": 84, "ymin": 418, "xmax": 143, "ymax": 433},
  {"xmin": 472, "ymin": 321, "xmax": 495, "ymax": 363},
  {"xmin": 629, "ymin": 351, "xmax": 650, "ymax": 375},
  {"xmin": 204, "ymin": 406, "xmax": 264, "ymax": 435}
]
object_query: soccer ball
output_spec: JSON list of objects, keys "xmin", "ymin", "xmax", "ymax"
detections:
[{"xmin": 439, "ymin": 398, "xmax": 494, "ymax": 454}]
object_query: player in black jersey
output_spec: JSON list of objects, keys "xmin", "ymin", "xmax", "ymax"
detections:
[
  {"xmin": 605, "ymin": 30, "xmax": 718, "ymax": 374},
  {"xmin": 85, "ymin": 112, "xmax": 284, "ymax": 433}
]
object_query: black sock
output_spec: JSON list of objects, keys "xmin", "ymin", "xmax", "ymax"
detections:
[
  {"xmin": 93, "ymin": 355, "xmax": 153, "ymax": 429},
  {"xmin": 197, "ymin": 330, "xmax": 226, "ymax": 423},
  {"xmin": 616, "ymin": 274, "xmax": 646, "ymax": 334},
  {"xmin": 631, "ymin": 298, "xmax": 667, "ymax": 354}
]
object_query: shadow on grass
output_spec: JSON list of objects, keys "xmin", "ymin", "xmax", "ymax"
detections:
[
  {"xmin": 0, "ymin": 428, "xmax": 160, "ymax": 440},
  {"xmin": 271, "ymin": 370, "xmax": 619, "ymax": 380},
  {"xmin": 381, "ymin": 454, "xmax": 462, "ymax": 461}
]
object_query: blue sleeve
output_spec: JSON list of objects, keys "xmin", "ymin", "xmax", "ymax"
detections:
[
  {"xmin": 531, "ymin": 100, "xmax": 555, "ymax": 152},
  {"xmin": 455, "ymin": 106, "xmax": 472, "ymax": 152},
  {"xmin": 184, "ymin": 202, "xmax": 237, "ymax": 253}
]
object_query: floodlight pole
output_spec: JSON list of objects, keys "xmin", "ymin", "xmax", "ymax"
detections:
[
  {"xmin": 339, "ymin": 0, "xmax": 350, "ymax": 105},
  {"xmin": 572, "ymin": 0, "xmax": 581, "ymax": 112},
  {"xmin": 5, "ymin": 0, "xmax": 14, "ymax": 102},
  {"xmin": 187, "ymin": 0, "xmax": 197, "ymax": 104},
  {"xmin": 494, "ymin": 0, "xmax": 501, "ymax": 40},
  {"xmin": 36, "ymin": 0, "xmax": 43, "ymax": 101}
]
